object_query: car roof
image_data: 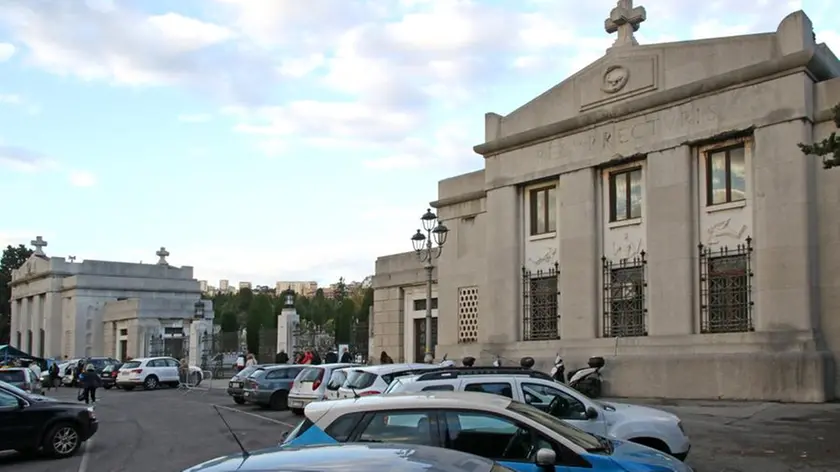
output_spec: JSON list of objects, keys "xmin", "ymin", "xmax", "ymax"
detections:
[
  {"xmin": 300, "ymin": 363, "xmax": 359, "ymax": 370},
  {"xmin": 347, "ymin": 363, "xmax": 436, "ymax": 375},
  {"xmin": 187, "ymin": 442, "xmax": 496, "ymax": 472},
  {"xmin": 306, "ymin": 391, "xmax": 513, "ymax": 418}
]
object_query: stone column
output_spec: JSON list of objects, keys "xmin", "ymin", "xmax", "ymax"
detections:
[
  {"xmin": 484, "ymin": 185, "xmax": 522, "ymax": 343},
  {"xmin": 753, "ymin": 121, "xmax": 814, "ymax": 331},
  {"xmin": 9, "ymin": 298, "xmax": 18, "ymax": 348},
  {"xmin": 21, "ymin": 297, "xmax": 31, "ymax": 352},
  {"xmin": 44, "ymin": 292, "xmax": 62, "ymax": 358},
  {"xmin": 559, "ymin": 168, "xmax": 599, "ymax": 339},
  {"xmin": 646, "ymin": 145, "xmax": 695, "ymax": 335},
  {"xmin": 102, "ymin": 322, "xmax": 115, "ymax": 359}
]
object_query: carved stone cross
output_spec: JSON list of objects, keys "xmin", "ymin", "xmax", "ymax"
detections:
[
  {"xmin": 604, "ymin": 0, "xmax": 646, "ymax": 48},
  {"xmin": 31, "ymin": 236, "xmax": 47, "ymax": 256},
  {"xmin": 156, "ymin": 247, "xmax": 170, "ymax": 265}
]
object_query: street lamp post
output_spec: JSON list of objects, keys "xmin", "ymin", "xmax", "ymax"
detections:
[{"xmin": 411, "ymin": 208, "xmax": 449, "ymax": 364}]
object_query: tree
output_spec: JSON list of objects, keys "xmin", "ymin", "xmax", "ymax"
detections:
[
  {"xmin": 799, "ymin": 103, "xmax": 840, "ymax": 168},
  {"xmin": 0, "ymin": 244, "xmax": 34, "ymax": 344},
  {"xmin": 246, "ymin": 294, "xmax": 274, "ymax": 355}
]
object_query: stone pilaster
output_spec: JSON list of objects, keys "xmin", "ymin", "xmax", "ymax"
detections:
[
  {"xmin": 9, "ymin": 299, "xmax": 18, "ymax": 348},
  {"xmin": 559, "ymin": 168, "xmax": 599, "ymax": 339},
  {"xmin": 44, "ymin": 292, "xmax": 62, "ymax": 358},
  {"xmin": 646, "ymin": 145, "xmax": 695, "ymax": 335},
  {"xmin": 103, "ymin": 322, "xmax": 116, "ymax": 359},
  {"xmin": 21, "ymin": 297, "xmax": 31, "ymax": 352},
  {"xmin": 33, "ymin": 295, "xmax": 43, "ymax": 356},
  {"xmin": 484, "ymin": 186, "xmax": 521, "ymax": 343},
  {"xmin": 753, "ymin": 121, "xmax": 814, "ymax": 331}
]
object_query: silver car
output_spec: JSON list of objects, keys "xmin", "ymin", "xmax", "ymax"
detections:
[
  {"xmin": 183, "ymin": 442, "xmax": 516, "ymax": 472},
  {"xmin": 0, "ymin": 367, "xmax": 42, "ymax": 394}
]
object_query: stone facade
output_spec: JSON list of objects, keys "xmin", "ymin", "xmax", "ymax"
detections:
[
  {"xmin": 373, "ymin": 10, "xmax": 840, "ymax": 401},
  {"xmin": 8, "ymin": 242, "xmax": 213, "ymax": 361}
]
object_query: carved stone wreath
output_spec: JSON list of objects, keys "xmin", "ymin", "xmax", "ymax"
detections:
[{"xmin": 601, "ymin": 65, "xmax": 630, "ymax": 94}]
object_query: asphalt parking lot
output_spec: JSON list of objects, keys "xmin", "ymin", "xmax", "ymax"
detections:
[{"xmin": 1, "ymin": 382, "xmax": 838, "ymax": 472}]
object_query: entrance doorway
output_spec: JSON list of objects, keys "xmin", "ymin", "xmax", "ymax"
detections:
[
  {"xmin": 119, "ymin": 340, "xmax": 128, "ymax": 361},
  {"xmin": 413, "ymin": 318, "xmax": 438, "ymax": 363},
  {"xmin": 164, "ymin": 337, "xmax": 185, "ymax": 359}
]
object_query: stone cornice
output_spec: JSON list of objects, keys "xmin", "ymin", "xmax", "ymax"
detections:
[
  {"xmin": 430, "ymin": 190, "xmax": 487, "ymax": 209},
  {"xmin": 474, "ymin": 50, "xmax": 837, "ymax": 157}
]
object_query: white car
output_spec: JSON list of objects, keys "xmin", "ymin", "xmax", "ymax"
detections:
[
  {"xmin": 288, "ymin": 363, "xmax": 360, "ymax": 415},
  {"xmin": 336, "ymin": 363, "xmax": 440, "ymax": 398},
  {"xmin": 283, "ymin": 392, "xmax": 692, "ymax": 472},
  {"xmin": 383, "ymin": 366, "xmax": 690, "ymax": 460},
  {"xmin": 116, "ymin": 356, "xmax": 202, "ymax": 391}
]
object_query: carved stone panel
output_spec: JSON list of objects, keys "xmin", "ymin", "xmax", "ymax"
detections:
[{"xmin": 579, "ymin": 54, "xmax": 659, "ymax": 111}]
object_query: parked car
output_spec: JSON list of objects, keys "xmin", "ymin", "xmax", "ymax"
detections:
[
  {"xmin": 288, "ymin": 363, "xmax": 359, "ymax": 415},
  {"xmin": 100, "ymin": 363, "xmax": 123, "ymax": 390},
  {"xmin": 324, "ymin": 367, "xmax": 351, "ymax": 401},
  {"xmin": 384, "ymin": 366, "xmax": 690, "ymax": 460},
  {"xmin": 60, "ymin": 359, "xmax": 81, "ymax": 387},
  {"xmin": 116, "ymin": 357, "xmax": 203, "ymax": 391},
  {"xmin": 0, "ymin": 380, "xmax": 99, "ymax": 458},
  {"xmin": 242, "ymin": 365, "xmax": 304, "ymax": 410},
  {"xmin": 336, "ymin": 363, "xmax": 440, "ymax": 398},
  {"xmin": 227, "ymin": 364, "xmax": 275, "ymax": 405},
  {"xmin": 0, "ymin": 368, "xmax": 42, "ymax": 394},
  {"xmin": 283, "ymin": 392, "xmax": 693, "ymax": 472},
  {"xmin": 183, "ymin": 442, "xmax": 517, "ymax": 472}
]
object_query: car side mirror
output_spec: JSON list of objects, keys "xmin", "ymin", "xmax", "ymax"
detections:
[
  {"xmin": 17, "ymin": 398, "xmax": 27, "ymax": 409},
  {"xmin": 585, "ymin": 406, "xmax": 598, "ymax": 419},
  {"xmin": 534, "ymin": 448, "xmax": 556, "ymax": 467}
]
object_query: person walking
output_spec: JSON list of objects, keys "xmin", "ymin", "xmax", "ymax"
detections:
[
  {"xmin": 47, "ymin": 361, "xmax": 60, "ymax": 391},
  {"xmin": 245, "ymin": 353, "xmax": 257, "ymax": 367},
  {"xmin": 340, "ymin": 347, "xmax": 353, "ymax": 363},
  {"xmin": 379, "ymin": 351, "xmax": 394, "ymax": 364},
  {"xmin": 79, "ymin": 365, "xmax": 102, "ymax": 405}
]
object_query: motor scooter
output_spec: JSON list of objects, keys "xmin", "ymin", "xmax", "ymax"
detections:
[
  {"xmin": 549, "ymin": 353, "xmax": 565, "ymax": 383},
  {"xmin": 567, "ymin": 356, "xmax": 605, "ymax": 398}
]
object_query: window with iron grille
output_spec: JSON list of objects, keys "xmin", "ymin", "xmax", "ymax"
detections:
[
  {"xmin": 602, "ymin": 253, "xmax": 647, "ymax": 337},
  {"xmin": 522, "ymin": 263, "xmax": 560, "ymax": 341},
  {"xmin": 699, "ymin": 238, "xmax": 754, "ymax": 333}
]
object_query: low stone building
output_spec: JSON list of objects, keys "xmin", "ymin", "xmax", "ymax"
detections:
[
  {"xmin": 8, "ymin": 238, "xmax": 213, "ymax": 362},
  {"xmin": 373, "ymin": 8, "xmax": 840, "ymax": 401}
]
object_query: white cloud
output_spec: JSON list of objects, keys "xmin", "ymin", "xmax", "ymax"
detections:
[
  {"xmin": 0, "ymin": 42, "xmax": 14, "ymax": 61},
  {"xmin": 68, "ymin": 170, "xmax": 97, "ymax": 187},
  {"xmin": 0, "ymin": 94, "xmax": 22, "ymax": 104},
  {"xmin": 0, "ymin": 145, "xmax": 57, "ymax": 172},
  {"xmin": 177, "ymin": 113, "xmax": 213, "ymax": 123}
]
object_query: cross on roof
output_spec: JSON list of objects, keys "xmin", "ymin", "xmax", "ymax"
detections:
[
  {"xmin": 604, "ymin": 0, "xmax": 646, "ymax": 48},
  {"xmin": 31, "ymin": 236, "xmax": 47, "ymax": 256},
  {"xmin": 156, "ymin": 247, "xmax": 170, "ymax": 265}
]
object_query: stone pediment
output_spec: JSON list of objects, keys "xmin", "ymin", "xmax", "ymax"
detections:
[
  {"xmin": 12, "ymin": 255, "xmax": 51, "ymax": 281},
  {"xmin": 485, "ymin": 10, "xmax": 826, "ymax": 146}
]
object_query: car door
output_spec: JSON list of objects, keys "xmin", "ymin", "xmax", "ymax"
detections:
[
  {"xmin": 518, "ymin": 381, "xmax": 606, "ymax": 437},
  {"xmin": 349, "ymin": 409, "xmax": 438, "ymax": 446},
  {"xmin": 263, "ymin": 368, "xmax": 285, "ymax": 391},
  {"xmin": 164, "ymin": 359, "xmax": 180, "ymax": 382},
  {"xmin": 0, "ymin": 390, "xmax": 29, "ymax": 450},
  {"xmin": 436, "ymin": 409, "xmax": 591, "ymax": 472}
]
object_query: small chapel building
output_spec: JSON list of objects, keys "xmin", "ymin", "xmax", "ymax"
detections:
[
  {"xmin": 8, "ymin": 238, "xmax": 214, "ymax": 362},
  {"xmin": 372, "ymin": 7, "xmax": 840, "ymax": 402}
]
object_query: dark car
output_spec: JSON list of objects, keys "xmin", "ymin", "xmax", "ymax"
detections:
[
  {"xmin": 183, "ymin": 442, "xmax": 516, "ymax": 472},
  {"xmin": 242, "ymin": 365, "xmax": 304, "ymax": 410},
  {"xmin": 100, "ymin": 363, "xmax": 123, "ymax": 390},
  {"xmin": 0, "ymin": 380, "xmax": 98, "ymax": 458},
  {"xmin": 226, "ymin": 364, "xmax": 274, "ymax": 405}
]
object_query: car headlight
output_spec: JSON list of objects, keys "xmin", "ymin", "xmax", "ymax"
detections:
[{"xmin": 87, "ymin": 407, "xmax": 96, "ymax": 419}]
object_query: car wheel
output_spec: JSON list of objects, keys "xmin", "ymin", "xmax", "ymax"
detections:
[
  {"xmin": 233, "ymin": 396, "xmax": 246, "ymax": 405},
  {"xmin": 43, "ymin": 423, "xmax": 82, "ymax": 458},
  {"xmin": 629, "ymin": 438, "xmax": 671, "ymax": 455},
  {"xmin": 269, "ymin": 391, "xmax": 289, "ymax": 411},
  {"xmin": 103, "ymin": 385, "xmax": 113, "ymax": 390},
  {"xmin": 143, "ymin": 376, "xmax": 159, "ymax": 390},
  {"xmin": 291, "ymin": 408, "xmax": 304, "ymax": 416},
  {"xmin": 122, "ymin": 385, "xmax": 135, "ymax": 391}
]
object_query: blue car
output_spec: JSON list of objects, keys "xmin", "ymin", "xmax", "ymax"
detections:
[
  {"xmin": 183, "ymin": 442, "xmax": 517, "ymax": 472},
  {"xmin": 282, "ymin": 392, "xmax": 694, "ymax": 472}
]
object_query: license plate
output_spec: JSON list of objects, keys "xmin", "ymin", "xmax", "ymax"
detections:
[
  {"xmin": 289, "ymin": 400, "xmax": 302, "ymax": 408},
  {"xmin": 231, "ymin": 382, "xmax": 241, "ymax": 388}
]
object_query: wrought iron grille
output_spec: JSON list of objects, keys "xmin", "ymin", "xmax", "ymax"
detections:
[
  {"xmin": 699, "ymin": 237, "xmax": 754, "ymax": 333},
  {"xmin": 149, "ymin": 334, "xmax": 164, "ymax": 357},
  {"xmin": 522, "ymin": 262, "xmax": 560, "ymax": 341},
  {"xmin": 602, "ymin": 253, "xmax": 647, "ymax": 337}
]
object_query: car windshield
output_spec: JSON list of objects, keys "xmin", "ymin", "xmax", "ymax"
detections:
[
  {"xmin": 237, "ymin": 366, "xmax": 259, "ymax": 378},
  {"xmin": 506, "ymin": 401, "xmax": 603, "ymax": 451},
  {"xmin": 0, "ymin": 370, "xmax": 26, "ymax": 383},
  {"xmin": 122, "ymin": 361, "xmax": 141, "ymax": 369},
  {"xmin": 0, "ymin": 380, "xmax": 32, "ymax": 398},
  {"xmin": 298, "ymin": 367, "xmax": 323, "ymax": 382},
  {"xmin": 343, "ymin": 370, "xmax": 377, "ymax": 389}
]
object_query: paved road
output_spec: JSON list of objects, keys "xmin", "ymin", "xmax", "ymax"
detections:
[
  {"xmin": 0, "ymin": 384, "xmax": 297, "ymax": 472},
  {"xmin": 2, "ymin": 384, "xmax": 839, "ymax": 472}
]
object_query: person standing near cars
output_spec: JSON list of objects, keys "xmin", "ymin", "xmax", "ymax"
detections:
[{"xmin": 79, "ymin": 365, "xmax": 102, "ymax": 404}]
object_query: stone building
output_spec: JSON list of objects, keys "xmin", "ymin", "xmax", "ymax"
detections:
[
  {"xmin": 8, "ymin": 239, "xmax": 214, "ymax": 362},
  {"xmin": 372, "ymin": 8, "xmax": 840, "ymax": 401}
]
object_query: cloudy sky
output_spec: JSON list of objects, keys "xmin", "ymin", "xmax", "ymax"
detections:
[{"xmin": 0, "ymin": 0, "xmax": 836, "ymax": 287}]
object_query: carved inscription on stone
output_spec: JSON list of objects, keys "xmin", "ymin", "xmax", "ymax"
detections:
[
  {"xmin": 612, "ymin": 232, "xmax": 643, "ymax": 260},
  {"xmin": 706, "ymin": 218, "xmax": 747, "ymax": 246}
]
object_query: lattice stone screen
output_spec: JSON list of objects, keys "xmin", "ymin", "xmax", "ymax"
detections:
[{"xmin": 458, "ymin": 286, "xmax": 479, "ymax": 343}]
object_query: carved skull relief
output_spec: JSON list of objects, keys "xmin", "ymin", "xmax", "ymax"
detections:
[{"xmin": 601, "ymin": 65, "xmax": 630, "ymax": 93}]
